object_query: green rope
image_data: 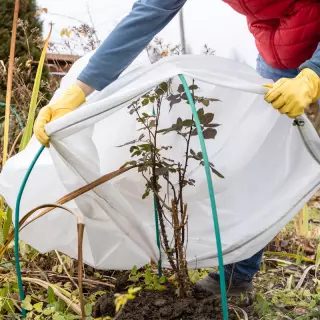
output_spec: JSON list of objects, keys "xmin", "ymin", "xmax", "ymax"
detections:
[
  {"xmin": 14, "ymin": 145, "xmax": 45, "ymax": 318},
  {"xmin": 153, "ymin": 196, "xmax": 162, "ymax": 276},
  {"xmin": 152, "ymin": 106, "xmax": 162, "ymax": 277},
  {"xmin": 179, "ymin": 74, "xmax": 229, "ymax": 319},
  {"xmin": 0, "ymin": 102, "xmax": 24, "ymax": 130}
]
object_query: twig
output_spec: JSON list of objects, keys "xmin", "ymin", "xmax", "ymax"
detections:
[
  {"xmin": 55, "ymin": 250, "xmax": 78, "ymax": 289},
  {"xmin": 295, "ymin": 265, "xmax": 315, "ymax": 290},
  {"xmin": 22, "ymin": 277, "xmax": 81, "ymax": 315},
  {"xmin": 8, "ymin": 130, "xmax": 23, "ymax": 158},
  {"xmin": 21, "ymin": 270, "xmax": 115, "ymax": 288}
]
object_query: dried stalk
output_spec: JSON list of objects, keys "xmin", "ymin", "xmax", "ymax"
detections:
[
  {"xmin": 0, "ymin": 166, "xmax": 134, "ymax": 257},
  {"xmin": 8, "ymin": 130, "xmax": 23, "ymax": 158},
  {"xmin": 77, "ymin": 223, "xmax": 85, "ymax": 318},
  {"xmin": 55, "ymin": 250, "xmax": 78, "ymax": 289},
  {"xmin": 22, "ymin": 277, "xmax": 82, "ymax": 315}
]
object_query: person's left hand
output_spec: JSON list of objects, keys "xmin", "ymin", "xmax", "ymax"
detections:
[{"xmin": 263, "ymin": 68, "xmax": 320, "ymax": 118}]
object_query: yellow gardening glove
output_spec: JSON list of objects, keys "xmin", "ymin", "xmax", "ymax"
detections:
[
  {"xmin": 263, "ymin": 68, "xmax": 320, "ymax": 118},
  {"xmin": 34, "ymin": 84, "xmax": 86, "ymax": 147}
]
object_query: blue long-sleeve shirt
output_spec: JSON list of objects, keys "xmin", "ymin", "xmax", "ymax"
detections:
[{"xmin": 77, "ymin": 0, "xmax": 320, "ymax": 91}]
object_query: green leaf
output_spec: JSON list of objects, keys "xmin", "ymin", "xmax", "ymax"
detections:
[
  {"xmin": 130, "ymin": 146, "xmax": 139, "ymax": 152},
  {"xmin": 160, "ymin": 82, "xmax": 168, "ymax": 92},
  {"xmin": 156, "ymin": 88, "xmax": 164, "ymax": 96},
  {"xmin": 51, "ymin": 300, "xmax": 66, "ymax": 312},
  {"xmin": 202, "ymin": 99, "xmax": 210, "ymax": 107},
  {"xmin": 254, "ymin": 293, "xmax": 272, "ymax": 317},
  {"xmin": 47, "ymin": 286, "xmax": 56, "ymax": 304},
  {"xmin": 33, "ymin": 302, "xmax": 43, "ymax": 313},
  {"xmin": 204, "ymin": 123, "xmax": 220, "ymax": 128},
  {"xmin": 138, "ymin": 143, "xmax": 151, "ymax": 152},
  {"xmin": 144, "ymin": 268, "xmax": 152, "ymax": 285},
  {"xmin": 177, "ymin": 84, "xmax": 184, "ymax": 93},
  {"xmin": 43, "ymin": 307, "xmax": 55, "ymax": 315},
  {"xmin": 116, "ymin": 139, "xmax": 138, "ymax": 148},
  {"xmin": 142, "ymin": 98, "xmax": 149, "ymax": 106},
  {"xmin": 201, "ymin": 113, "xmax": 214, "ymax": 125},
  {"xmin": 19, "ymin": 26, "xmax": 52, "ymax": 151},
  {"xmin": 209, "ymin": 98, "xmax": 221, "ymax": 102},
  {"xmin": 197, "ymin": 152, "xmax": 203, "ymax": 159},
  {"xmin": 131, "ymin": 265, "xmax": 138, "ymax": 275},
  {"xmin": 132, "ymin": 151, "xmax": 142, "ymax": 157},
  {"xmin": 197, "ymin": 108, "xmax": 204, "ymax": 120},
  {"xmin": 159, "ymin": 275, "xmax": 166, "ymax": 284},
  {"xmin": 210, "ymin": 167, "xmax": 225, "ymax": 179},
  {"xmin": 181, "ymin": 92, "xmax": 188, "ymax": 100},
  {"xmin": 129, "ymin": 276, "xmax": 138, "ymax": 282},
  {"xmin": 155, "ymin": 167, "xmax": 169, "ymax": 176},
  {"xmin": 142, "ymin": 190, "xmax": 150, "ymax": 200},
  {"xmin": 85, "ymin": 303, "xmax": 93, "ymax": 316},
  {"xmin": 2, "ymin": 207, "xmax": 12, "ymax": 244},
  {"xmin": 53, "ymin": 314, "xmax": 66, "ymax": 320},
  {"xmin": 190, "ymin": 128, "xmax": 198, "ymax": 136},
  {"xmin": 203, "ymin": 128, "xmax": 217, "ymax": 139},
  {"xmin": 182, "ymin": 119, "xmax": 194, "ymax": 127},
  {"xmin": 176, "ymin": 117, "xmax": 183, "ymax": 131},
  {"xmin": 149, "ymin": 120, "xmax": 156, "ymax": 128},
  {"xmin": 189, "ymin": 84, "xmax": 199, "ymax": 90},
  {"xmin": 21, "ymin": 295, "xmax": 33, "ymax": 311}
]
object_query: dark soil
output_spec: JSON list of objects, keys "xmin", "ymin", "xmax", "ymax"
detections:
[
  {"xmin": 93, "ymin": 288, "xmax": 221, "ymax": 320},
  {"xmin": 91, "ymin": 270, "xmax": 258, "ymax": 319},
  {"xmin": 92, "ymin": 283, "xmax": 256, "ymax": 320}
]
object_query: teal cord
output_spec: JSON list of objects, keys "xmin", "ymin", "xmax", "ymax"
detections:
[
  {"xmin": 179, "ymin": 75, "xmax": 229, "ymax": 319},
  {"xmin": 0, "ymin": 102, "xmax": 24, "ymax": 130},
  {"xmin": 15, "ymin": 145, "xmax": 45, "ymax": 318},
  {"xmin": 152, "ymin": 106, "xmax": 162, "ymax": 277},
  {"xmin": 153, "ymin": 196, "xmax": 162, "ymax": 277}
]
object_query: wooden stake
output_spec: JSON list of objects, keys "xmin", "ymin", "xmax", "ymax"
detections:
[{"xmin": 2, "ymin": 0, "xmax": 20, "ymax": 166}]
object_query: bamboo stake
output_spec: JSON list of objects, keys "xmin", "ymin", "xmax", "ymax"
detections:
[{"xmin": 2, "ymin": 0, "xmax": 20, "ymax": 166}]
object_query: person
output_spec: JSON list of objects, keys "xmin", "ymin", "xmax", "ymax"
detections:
[{"xmin": 34, "ymin": 0, "xmax": 320, "ymax": 295}]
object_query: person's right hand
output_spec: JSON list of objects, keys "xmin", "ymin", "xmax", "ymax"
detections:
[{"xmin": 34, "ymin": 84, "xmax": 86, "ymax": 147}]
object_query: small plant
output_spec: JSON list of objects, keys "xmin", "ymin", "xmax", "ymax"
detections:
[
  {"xmin": 128, "ymin": 265, "xmax": 166, "ymax": 291},
  {"xmin": 114, "ymin": 287, "xmax": 141, "ymax": 313},
  {"xmin": 120, "ymin": 78, "xmax": 223, "ymax": 297}
]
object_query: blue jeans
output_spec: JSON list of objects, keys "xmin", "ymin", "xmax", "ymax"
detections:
[{"xmin": 224, "ymin": 55, "xmax": 300, "ymax": 283}]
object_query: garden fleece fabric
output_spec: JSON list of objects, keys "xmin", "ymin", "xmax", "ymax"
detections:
[{"xmin": 1, "ymin": 52, "xmax": 320, "ymax": 269}]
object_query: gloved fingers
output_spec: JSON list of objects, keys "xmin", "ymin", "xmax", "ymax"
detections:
[
  {"xmin": 287, "ymin": 106, "xmax": 305, "ymax": 118},
  {"xmin": 264, "ymin": 79, "xmax": 286, "ymax": 103},
  {"xmin": 34, "ymin": 108, "xmax": 51, "ymax": 148},
  {"xmin": 278, "ymin": 99, "xmax": 302, "ymax": 118},
  {"xmin": 270, "ymin": 96, "xmax": 286, "ymax": 110},
  {"xmin": 34, "ymin": 119, "xmax": 50, "ymax": 147},
  {"xmin": 262, "ymin": 83, "xmax": 273, "ymax": 89}
]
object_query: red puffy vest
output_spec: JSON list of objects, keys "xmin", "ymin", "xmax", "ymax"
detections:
[{"xmin": 223, "ymin": 0, "xmax": 320, "ymax": 69}]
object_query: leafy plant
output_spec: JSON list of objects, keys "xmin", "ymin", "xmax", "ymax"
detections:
[
  {"xmin": 129, "ymin": 265, "xmax": 166, "ymax": 291},
  {"xmin": 120, "ymin": 78, "xmax": 223, "ymax": 297}
]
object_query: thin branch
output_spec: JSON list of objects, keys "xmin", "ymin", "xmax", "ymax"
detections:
[
  {"xmin": 55, "ymin": 250, "xmax": 78, "ymax": 289},
  {"xmin": 8, "ymin": 130, "xmax": 23, "ymax": 158}
]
